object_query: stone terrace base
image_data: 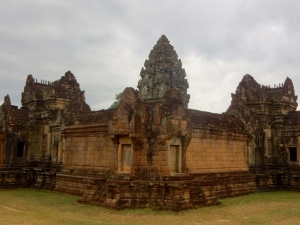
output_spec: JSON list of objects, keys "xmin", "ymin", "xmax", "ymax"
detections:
[
  {"xmin": 0, "ymin": 166, "xmax": 58, "ymax": 190},
  {"xmin": 252, "ymin": 165, "xmax": 300, "ymax": 191},
  {"xmin": 55, "ymin": 168, "xmax": 112, "ymax": 196},
  {"xmin": 78, "ymin": 172, "xmax": 256, "ymax": 211},
  {"xmin": 3, "ymin": 166, "xmax": 300, "ymax": 211},
  {"xmin": 0, "ymin": 169, "xmax": 32, "ymax": 189}
]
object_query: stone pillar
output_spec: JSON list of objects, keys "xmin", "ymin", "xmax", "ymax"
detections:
[
  {"xmin": 58, "ymin": 132, "xmax": 63, "ymax": 163},
  {"xmin": 42, "ymin": 125, "xmax": 51, "ymax": 161},
  {"xmin": 264, "ymin": 126, "xmax": 272, "ymax": 156},
  {"xmin": 47, "ymin": 133, "xmax": 51, "ymax": 158},
  {"xmin": 0, "ymin": 139, "xmax": 4, "ymax": 165},
  {"xmin": 10, "ymin": 141, "xmax": 14, "ymax": 162},
  {"xmin": 117, "ymin": 144, "xmax": 122, "ymax": 173},
  {"xmin": 248, "ymin": 138, "xmax": 255, "ymax": 165},
  {"xmin": 62, "ymin": 134, "xmax": 66, "ymax": 164},
  {"xmin": 28, "ymin": 130, "xmax": 35, "ymax": 160}
]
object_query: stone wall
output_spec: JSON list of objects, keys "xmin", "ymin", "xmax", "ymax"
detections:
[
  {"xmin": 187, "ymin": 129, "xmax": 248, "ymax": 173},
  {"xmin": 63, "ymin": 125, "xmax": 117, "ymax": 169},
  {"xmin": 80, "ymin": 172, "xmax": 256, "ymax": 211},
  {"xmin": 54, "ymin": 125, "xmax": 116, "ymax": 195},
  {"xmin": 28, "ymin": 123, "xmax": 44, "ymax": 159}
]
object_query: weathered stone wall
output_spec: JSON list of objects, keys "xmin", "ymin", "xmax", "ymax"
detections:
[
  {"xmin": 0, "ymin": 170, "xmax": 33, "ymax": 188},
  {"xmin": 63, "ymin": 125, "xmax": 117, "ymax": 170},
  {"xmin": 186, "ymin": 129, "xmax": 248, "ymax": 173},
  {"xmin": 55, "ymin": 170, "xmax": 95, "ymax": 195},
  {"xmin": 28, "ymin": 123, "xmax": 44, "ymax": 159},
  {"xmin": 55, "ymin": 125, "xmax": 117, "ymax": 195},
  {"xmin": 80, "ymin": 172, "xmax": 256, "ymax": 211}
]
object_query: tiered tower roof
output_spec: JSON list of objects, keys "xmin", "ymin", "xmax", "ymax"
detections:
[{"xmin": 137, "ymin": 35, "xmax": 190, "ymax": 107}]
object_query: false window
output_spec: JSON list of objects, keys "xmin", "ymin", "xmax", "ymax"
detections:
[
  {"xmin": 289, "ymin": 147, "xmax": 297, "ymax": 162},
  {"xmin": 118, "ymin": 137, "xmax": 133, "ymax": 173},
  {"xmin": 17, "ymin": 142, "xmax": 25, "ymax": 157},
  {"xmin": 169, "ymin": 145, "xmax": 180, "ymax": 173},
  {"xmin": 168, "ymin": 137, "xmax": 182, "ymax": 174},
  {"xmin": 119, "ymin": 144, "xmax": 132, "ymax": 173}
]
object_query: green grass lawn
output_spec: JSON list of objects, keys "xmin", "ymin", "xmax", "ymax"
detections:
[{"xmin": 0, "ymin": 189, "xmax": 300, "ymax": 225}]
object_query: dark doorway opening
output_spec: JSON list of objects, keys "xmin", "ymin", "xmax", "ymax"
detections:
[
  {"xmin": 289, "ymin": 147, "xmax": 297, "ymax": 162},
  {"xmin": 17, "ymin": 142, "xmax": 25, "ymax": 157}
]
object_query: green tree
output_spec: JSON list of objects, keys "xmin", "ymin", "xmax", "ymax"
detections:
[{"xmin": 108, "ymin": 92, "xmax": 122, "ymax": 109}]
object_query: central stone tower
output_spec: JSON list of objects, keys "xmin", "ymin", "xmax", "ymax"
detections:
[{"xmin": 137, "ymin": 35, "xmax": 190, "ymax": 108}]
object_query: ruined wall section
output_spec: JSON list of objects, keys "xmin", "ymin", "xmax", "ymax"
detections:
[
  {"xmin": 63, "ymin": 125, "xmax": 116, "ymax": 170},
  {"xmin": 0, "ymin": 95, "xmax": 29, "ymax": 165},
  {"xmin": 19, "ymin": 71, "xmax": 91, "ymax": 162},
  {"xmin": 186, "ymin": 110, "xmax": 248, "ymax": 173},
  {"xmin": 62, "ymin": 109, "xmax": 114, "ymax": 168},
  {"xmin": 187, "ymin": 131, "xmax": 248, "ymax": 173},
  {"xmin": 55, "ymin": 110, "xmax": 114, "ymax": 195}
]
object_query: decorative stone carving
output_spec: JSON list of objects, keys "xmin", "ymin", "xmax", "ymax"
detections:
[{"xmin": 137, "ymin": 35, "xmax": 190, "ymax": 108}]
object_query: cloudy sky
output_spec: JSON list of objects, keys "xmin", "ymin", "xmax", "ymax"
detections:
[{"xmin": 1, "ymin": 0, "xmax": 300, "ymax": 113}]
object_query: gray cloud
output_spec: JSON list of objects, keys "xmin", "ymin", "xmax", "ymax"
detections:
[{"xmin": 1, "ymin": 0, "xmax": 300, "ymax": 113}]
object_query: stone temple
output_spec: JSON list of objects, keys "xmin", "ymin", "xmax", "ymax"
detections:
[{"xmin": 0, "ymin": 35, "xmax": 300, "ymax": 211}]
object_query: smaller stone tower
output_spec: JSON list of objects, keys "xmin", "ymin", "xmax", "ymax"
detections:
[{"xmin": 137, "ymin": 35, "xmax": 190, "ymax": 107}]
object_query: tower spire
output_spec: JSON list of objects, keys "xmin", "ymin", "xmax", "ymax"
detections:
[{"xmin": 137, "ymin": 35, "xmax": 190, "ymax": 107}]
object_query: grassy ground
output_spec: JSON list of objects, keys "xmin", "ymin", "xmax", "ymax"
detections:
[{"xmin": 0, "ymin": 189, "xmax": 300, "ymax": 225}]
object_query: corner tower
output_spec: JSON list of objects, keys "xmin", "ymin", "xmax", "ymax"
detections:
[{"xmin": 137, "ymin": 35, "xmax": 190, "ymax": 108}]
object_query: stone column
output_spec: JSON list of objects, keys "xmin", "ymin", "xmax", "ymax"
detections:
[
  {"xmin": 179, "ymin": 143, "xmax": 183, "ymax": 173},
  {"xmin": 62, "ymin": 134, "xmax": 65, "ymax": 164},
  {"xmin": 58, "ymin": 132, "xmax": 63, "ymax": 163},
  {"xmin": 47, "ymin": 132, "xmax": 51, "ymax": 158},
  {"xmin": 117, "ymin": 144, "xmax": 122, "ymax": 173},
  {"xmin": 28, "ymin": 130, "xmax": 35, "ymax": 160},
  {"xmin": 0, "ymin": 140, "xmax": 4, "ymax": 164},
  {"xmin": 264, "ymin": 126, "xmax": 272, "ymax": 156},
  {"xmin": 43, "ymin": 125, "xmax": 51, "ymax": 160}
]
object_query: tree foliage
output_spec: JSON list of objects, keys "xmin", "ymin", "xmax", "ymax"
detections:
[{"xmin": 108, "ymin": 92, "xmax": 122, "ymax": 109}]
